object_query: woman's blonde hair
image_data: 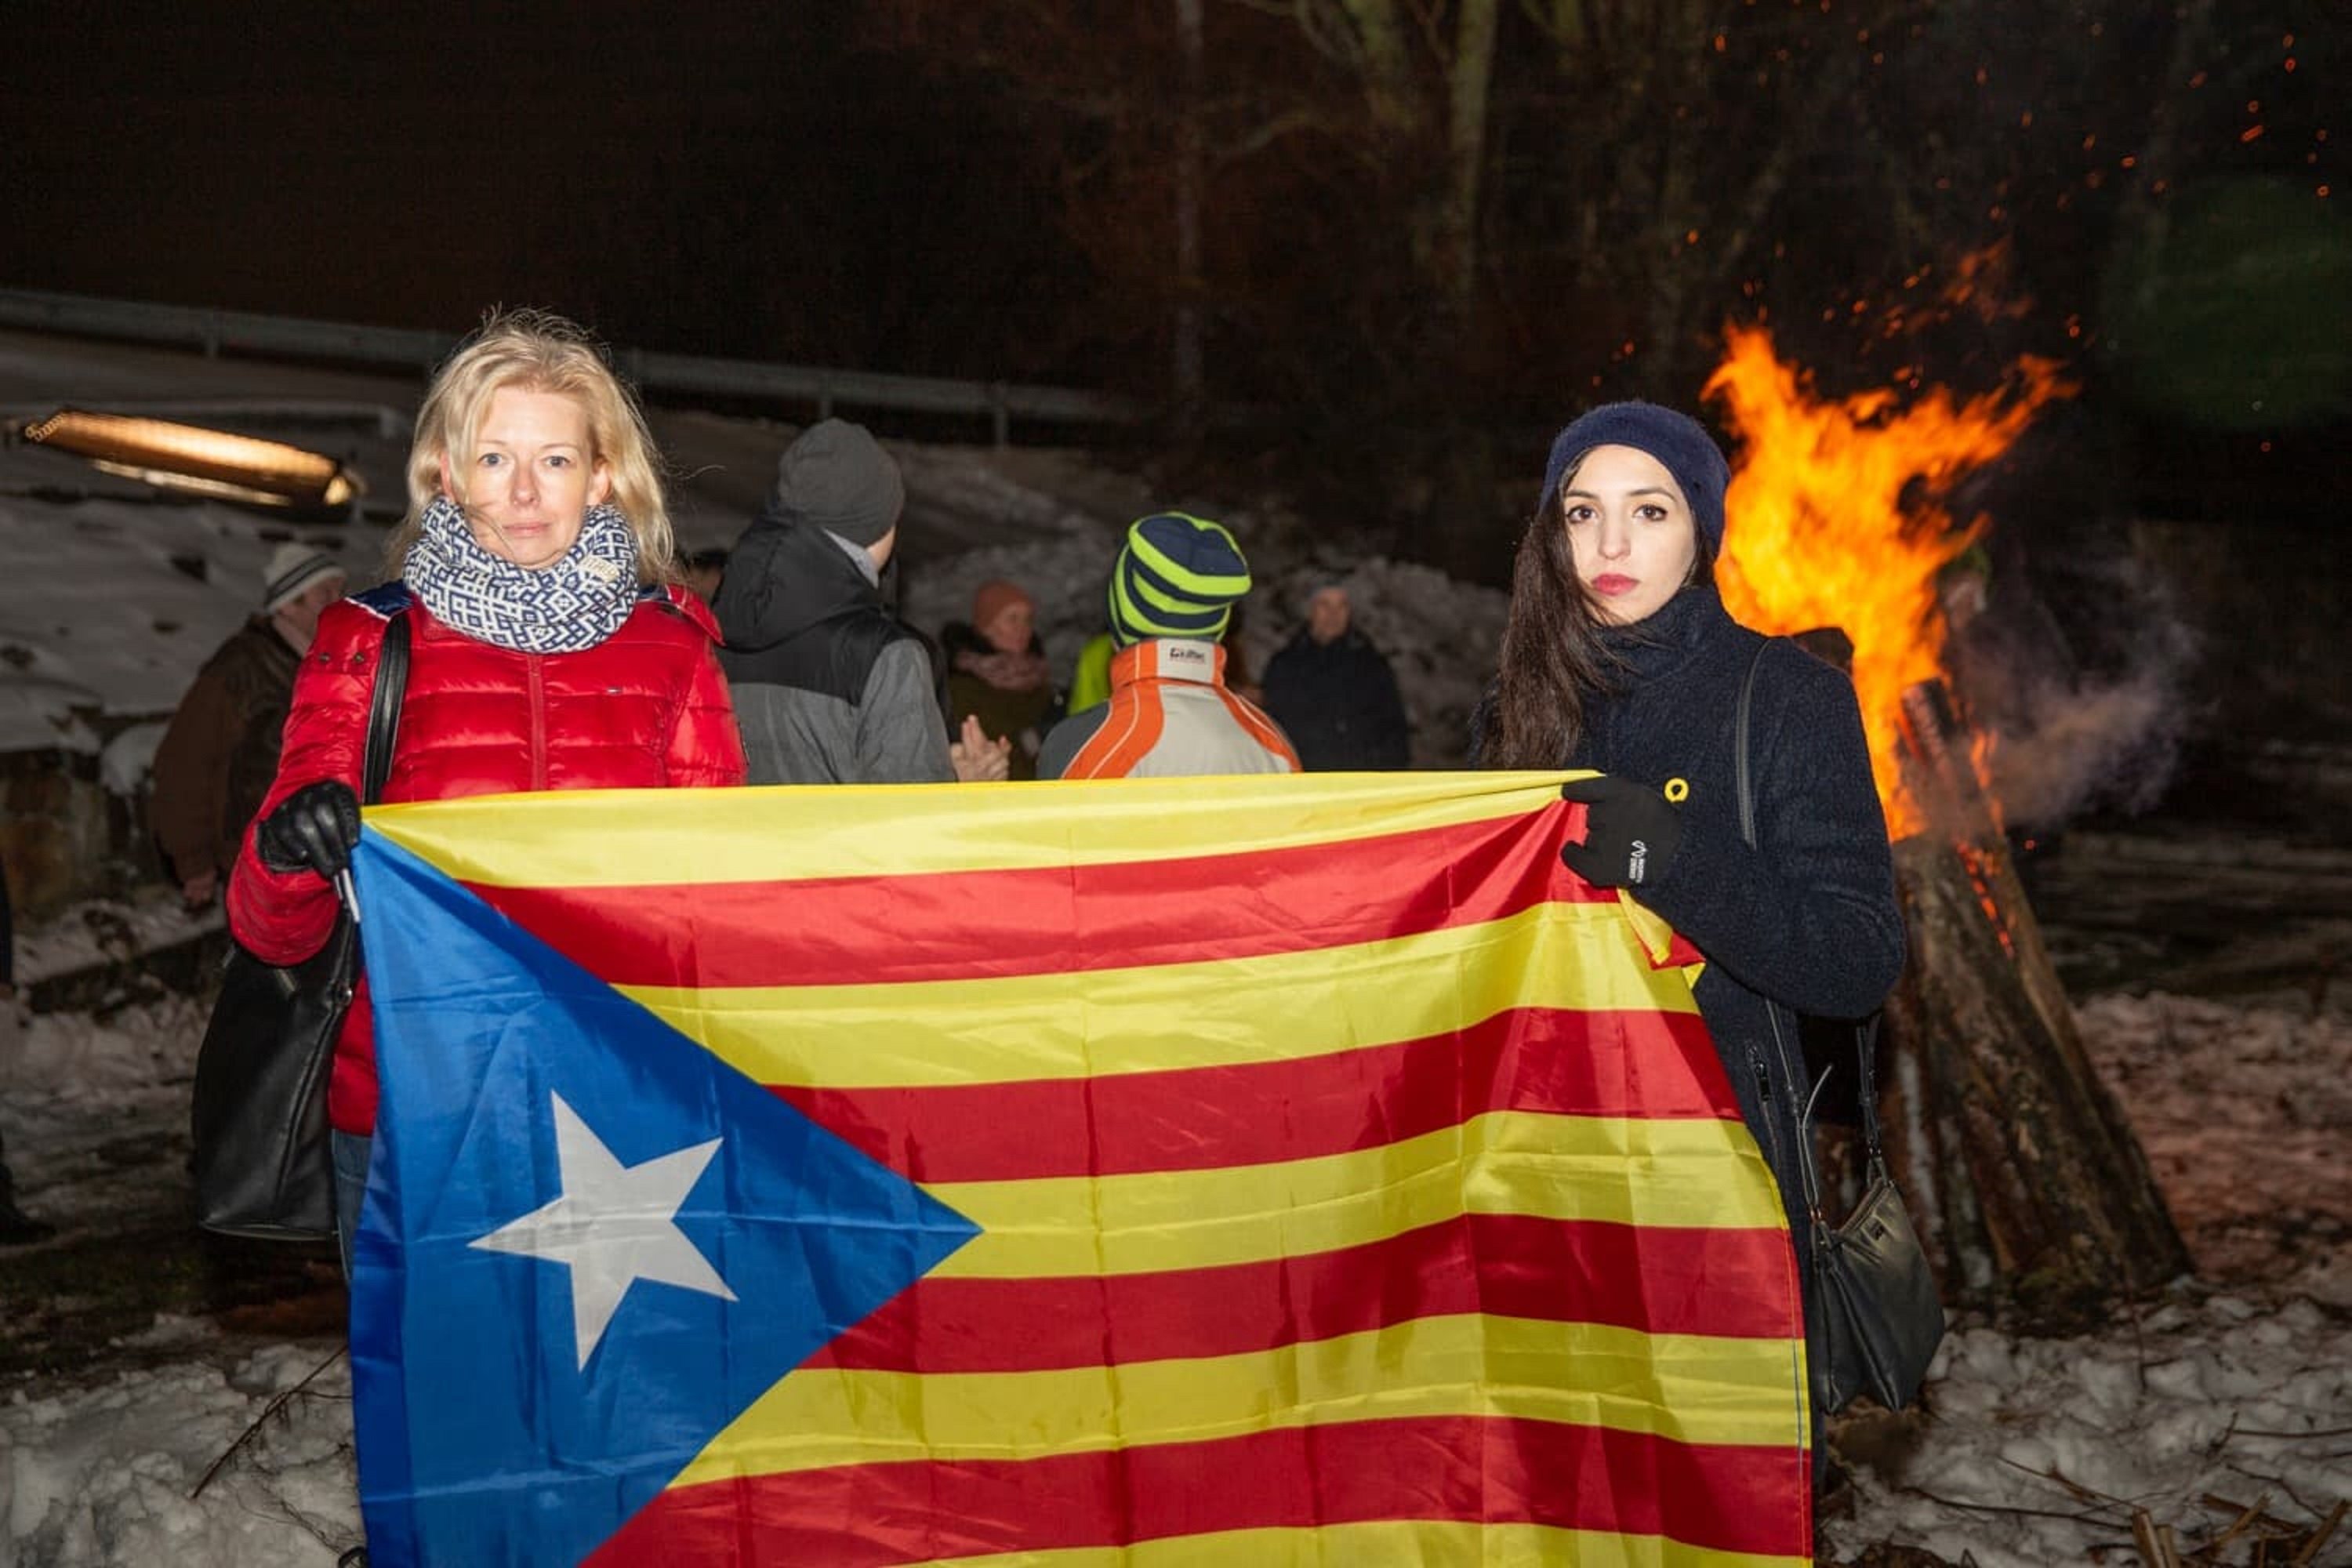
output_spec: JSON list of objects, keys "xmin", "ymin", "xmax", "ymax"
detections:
[{"xmin": 388, "ymin": 309, "xmax": 675, "ymax": 584}]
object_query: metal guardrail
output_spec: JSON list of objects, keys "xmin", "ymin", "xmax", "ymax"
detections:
[{"xmin": 0, "ymin": 287, "xmax": 1147, "ymax": 444}]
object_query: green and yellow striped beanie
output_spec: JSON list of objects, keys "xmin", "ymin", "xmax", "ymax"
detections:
[{"xmin": 1106, "ymin": 512, "xmax": 1251, "ymax": 648}]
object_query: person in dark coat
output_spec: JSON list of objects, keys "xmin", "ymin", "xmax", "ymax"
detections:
[
  {"xmin": 1260, "ymin": 583, "xmax": 1410, "ymax": 770},
  {"xmin": 715, "ymin": 421, "xmax": 1007, "ymax": 785},
  {"xmin": 1475, "ymin": 401, "xmax": 1905, "ymax": 1476}
]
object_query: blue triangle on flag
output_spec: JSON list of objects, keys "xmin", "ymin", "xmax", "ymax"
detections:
[{"xmin": 346, "ymin": 830, "xmax": 980, "ymax": 1568}]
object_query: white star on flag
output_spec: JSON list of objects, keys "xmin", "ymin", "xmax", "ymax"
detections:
[{"xmin": 472, "ymin": 1091, "xmax": 736, "ymax": 1370}]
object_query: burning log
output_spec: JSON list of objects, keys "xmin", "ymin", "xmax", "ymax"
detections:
[
  {"xmin": 1706, "ymin": 324, "xmax": 2180, "ymax": 1315},
  {"xmin": 1877, "ymin": 675, "xmax": 2189, "ymax": 1315}
]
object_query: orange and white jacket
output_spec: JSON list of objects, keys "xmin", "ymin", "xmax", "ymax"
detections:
[{"xmin": 1036, "ymin": 638, "xmax": 1299, "ymax": 779}]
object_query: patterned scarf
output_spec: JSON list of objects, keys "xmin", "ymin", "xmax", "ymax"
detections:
[
  {"xmin": 956, "ymin": 645, "xmax": 1054, "ymax": 692},
  {"xmin": 405, "ymin": 495, "xmax": 640, "ymax": 655}
]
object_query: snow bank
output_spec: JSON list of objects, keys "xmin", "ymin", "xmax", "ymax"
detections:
[
  {"xmin": 0, "ymin": 495, "xmax": 375, "ymax": 753},
  {"xmin": 904, "ymin": 513, "xmax": 1509, "ymax": 768}
]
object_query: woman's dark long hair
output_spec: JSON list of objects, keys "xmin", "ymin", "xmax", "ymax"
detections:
[
  {"xmin": 1484, "ymin": 497, "xmax": 1619, "ymax": 768},
  {"xmin": 1482, "ymin": 456, "xmax": 1718, "ymax": 768}
]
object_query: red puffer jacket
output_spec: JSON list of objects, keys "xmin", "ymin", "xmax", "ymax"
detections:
[{"xmin": 227, "ymin": 584, "xmax": 747, "ymax": 1134}]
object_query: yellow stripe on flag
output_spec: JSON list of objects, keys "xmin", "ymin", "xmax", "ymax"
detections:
[
  {"xmin": 929, "ymin": 1109, "xmax": 1784, "ymax": 1279},
  {"xmin": 679, "ymin": 1313, "xmax": 1805, "ymax": 1485},
  {"xmin": 926, "ymin": 1522, "xmax": 1808, "ymax": 1568},
  {"xmin": 363, "ymin": 770, "xmax": 1579, "ymax": 886},
  {"xmin": 628, "ymin": 902, "xmax": 1693, "ymax": 1090}
]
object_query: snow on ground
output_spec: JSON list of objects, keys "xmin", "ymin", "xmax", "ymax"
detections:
[
  {"xmin": 1826, "ymin": 1292, "xmax": 2352, "ymax": 1566},
  {"xmin": 1809, "ymin": 996, "xmax": 2352, "ymax": 1566},
  {"xmin": 1, "ymin": 985, "xmax": 363, "ymax": 1568},
  {"xmin": 2079, "ymin": 993, "xmax": 2352, "ymax": 1296},
  {"xmin": 2, "ymin": 1337, "xmax": 358, "ymax": 1568},
  {"xmin": 5, "ymin": 966, "xmax": 2349, "ymax": 1566}
]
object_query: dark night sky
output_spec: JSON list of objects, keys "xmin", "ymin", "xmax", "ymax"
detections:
[
  {"xmin": 2, "ymin": 4, "xmax": 1084, "ymax": 376},
  {"xmin": 6, "ymin": 1, "xmax": 2344, "ymax": 528}
]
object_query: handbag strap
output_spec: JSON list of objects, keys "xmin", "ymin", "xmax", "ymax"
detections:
[
  {"xmin": 1849, "ymin": 1014, "xmax": 1887, "ymax": 1172},
  {"xmin": 1733, "ymin": 640, "xmax": 1891, "ymax": 1209},
  {"xmin": 1734, "ymin": 640, "xmax": 1764, "ymax": 846},
  {"xmin": 362, "ymin": 611, "xmax": 410, "ymax": 806}
]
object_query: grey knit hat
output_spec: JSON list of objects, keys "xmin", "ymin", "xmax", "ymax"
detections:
[
  {"xmin": 767, "ymin": 419, "xmax": 904, "ymax": 546},
  {"xmin": 261, "ymin": 543, "xmax": 346, "ymax": 611},
  {"xmin": 1537, "ymin": 402, "xmax": 1730, "ymax": 556}
]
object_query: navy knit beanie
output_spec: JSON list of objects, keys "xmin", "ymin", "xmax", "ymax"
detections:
[
  {"xmin": 1106, "ymin": 513, "xmax": 1251, "ymax": 647},
  {"xmin": 1537, "ymin": 402, "xmax": 1730, "ymax": 556}
]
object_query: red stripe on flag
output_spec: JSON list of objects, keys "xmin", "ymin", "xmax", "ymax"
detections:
[
  {"xmin": 588, "ymin": 1414, "xmax": 1810, "ymax": 1564},
  {"xmin": 463, "ymin": 807, "xmax": 1595, "ymax": 988},
  {"xmin": 782, "ymin": 1007, "xmax": 1733, "ymax": 1181},
  {"xmin": 809, "ymin": 1212, "xmax": 1798, "ymax": 1372}
]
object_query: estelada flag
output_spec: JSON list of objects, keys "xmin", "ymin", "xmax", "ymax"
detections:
[{"xmin": 347, "ymin": 771, "xmax": 1813, "ymax": 1566}]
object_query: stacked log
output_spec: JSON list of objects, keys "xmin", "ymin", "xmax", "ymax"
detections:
[{"xmin": 1878, "ymin": 677, "xmax": 2190, "ymax": 1318}]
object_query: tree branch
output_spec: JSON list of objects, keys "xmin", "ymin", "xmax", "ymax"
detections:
[{"xmin": 189, "ymin": 1345, "xmax": 349, "ymax": 1501}]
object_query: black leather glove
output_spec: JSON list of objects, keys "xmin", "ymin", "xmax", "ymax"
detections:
[
  {"xmin": 1559, "ymin": 775, "xmax": 1682, "ymax": 889},
  {"xmin": 254, "ymin": 780, "xmax": 361, "ymax": 880}
]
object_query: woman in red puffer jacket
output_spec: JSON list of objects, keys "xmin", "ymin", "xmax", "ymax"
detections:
[{"xmin": 227, "ymin": 310, "xmax": 745, "ymax": 1271}]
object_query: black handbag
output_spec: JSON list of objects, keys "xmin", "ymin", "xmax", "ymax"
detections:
[
  {"xmin": 190, "ymin": 612, "xmax": 408, "ymax": 1240},
  {"xmin": 1806, "ymin": 1019, "xmax": 1946, "ymax": 1412},
  {"xmin": 1735, "ymin": 639, "xmax": 1944, "ymax": 1413}
]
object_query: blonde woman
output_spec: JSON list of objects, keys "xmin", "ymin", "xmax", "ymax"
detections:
[{"xmin": 228, "ymin": 310, "xmax": 745, "ymax": 1269}]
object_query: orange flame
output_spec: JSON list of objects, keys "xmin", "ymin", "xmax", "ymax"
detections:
[
  {"xmin": 1969, "ymin": 726, "xmax": 2005, "ymax": 836},
  {"xmin": 1704, "ymin": 324, "xmax": 2072, "ymax": 836}
]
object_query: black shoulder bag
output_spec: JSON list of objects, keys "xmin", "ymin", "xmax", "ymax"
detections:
[
  {"xmin": 191, "ymin": 612, "xmax": 409, "ymax": 1241},
  {"xmin": 1737, "ymin": 638, "xmax": 1944, "ymax": 1413}
]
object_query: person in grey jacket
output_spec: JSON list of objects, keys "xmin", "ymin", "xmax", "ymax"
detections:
[{"xmin": 714, "ymin": 419, "xmax": 1004, "ymax": 784}]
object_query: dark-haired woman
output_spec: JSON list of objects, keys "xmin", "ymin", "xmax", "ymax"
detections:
[{"xmin": 1478, "ymin": 401, "xmax": 1905, "ymax": 1468}]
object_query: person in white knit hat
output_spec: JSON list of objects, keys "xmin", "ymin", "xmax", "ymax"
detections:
[{"xmin": 149, "ymin": 542, "xmax": 349, "ymax": 906}]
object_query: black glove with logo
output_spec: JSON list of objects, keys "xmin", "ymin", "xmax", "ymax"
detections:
[
  {"xmin": 254, "ymin": 780, "xmax": 361, "ymax": 881},
  {"xmin": 1559, "ymin": 775, "xmax": 1682, "ymax": 889}
]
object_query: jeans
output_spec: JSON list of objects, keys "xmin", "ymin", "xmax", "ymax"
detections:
[{"xmin": 331, "ymin": 1130, "xmax": 370, "ymax": 1279}]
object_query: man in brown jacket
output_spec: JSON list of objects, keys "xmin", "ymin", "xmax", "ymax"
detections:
[{"xmin": 150, "ymin": 543, "xmax": 347, "ymax": 906}]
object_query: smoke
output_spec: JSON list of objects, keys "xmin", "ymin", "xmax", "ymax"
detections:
[
  {"xmin": 1963, "ymin": 550, "xmax": 2197, "ymax": 830},
  {"xmin": 1988, "ymin": 666, "xmax": 2187, "ymax": 826}
]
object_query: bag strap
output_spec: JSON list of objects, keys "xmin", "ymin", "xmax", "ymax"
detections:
[
  {"xmin": 1849, "ymin": 1014, "xmax": 1888, "ymax": 1175},
  {"xmin": 1734, "ymin": 639, "xmax": 1764, "ymax": 847},
  {"xmin": 361, "ymin": 612, "xmax": 410, "ymax": 806},
  {"xmin": 317, "ymin": 605, "xmax": 408, "ymax": 933},
  {"xmin": 1734, "ymin": 640, "xmax": 1890, "ymax": 1213}
]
